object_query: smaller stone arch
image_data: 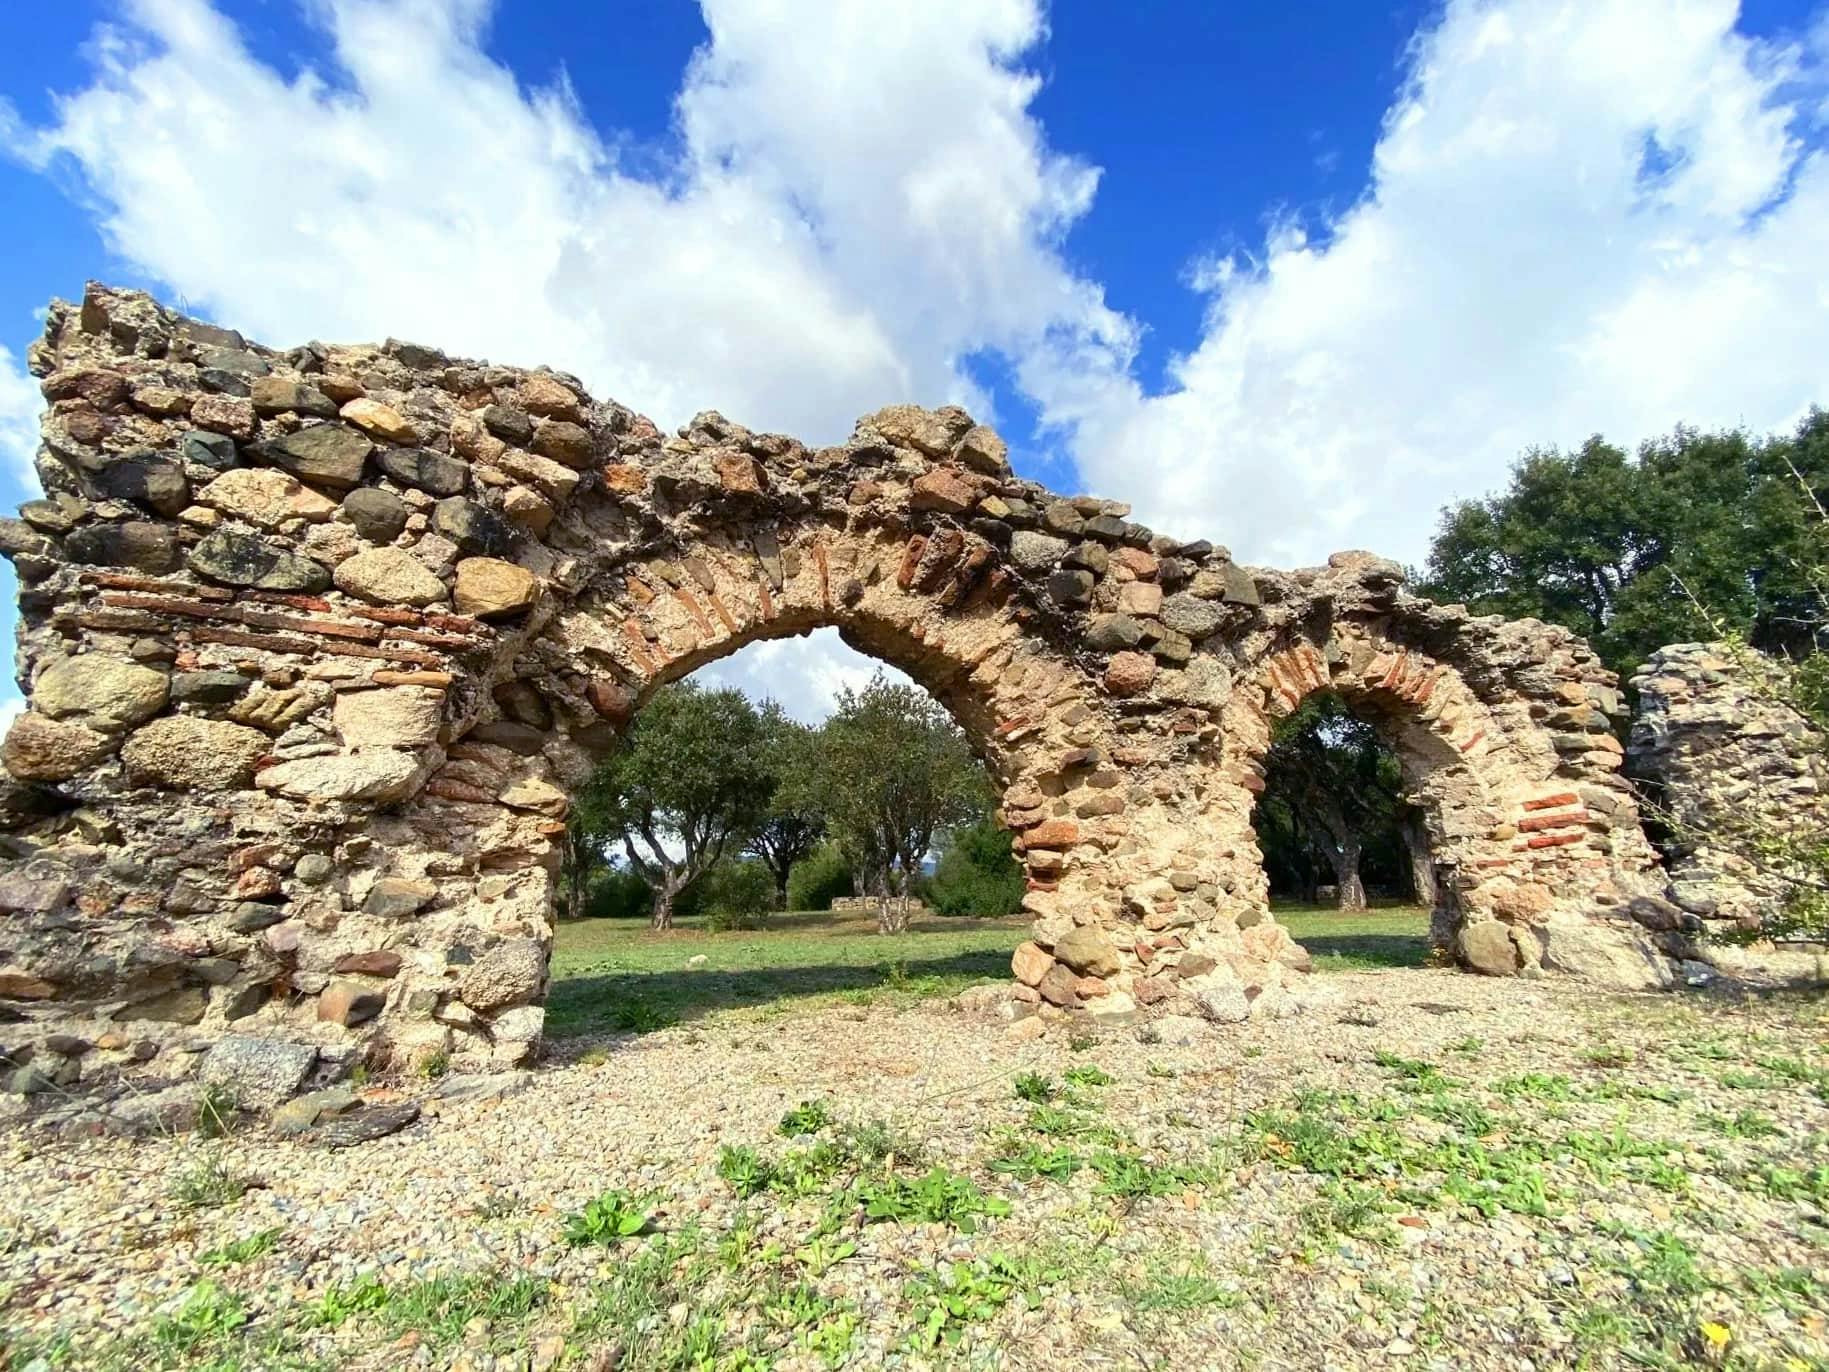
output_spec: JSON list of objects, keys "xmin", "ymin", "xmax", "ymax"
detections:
[{"xmin": 1217, "ymin": 554, "xmax": 1677, "ymax": 988}]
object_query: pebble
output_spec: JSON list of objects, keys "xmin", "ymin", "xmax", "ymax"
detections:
[{"xmin": 1, "ymin": 970, "xmax": 1824, "ymax": 1371}]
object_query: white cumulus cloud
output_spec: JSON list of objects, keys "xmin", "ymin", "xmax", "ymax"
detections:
[
  {"xmin": 4, "ymin": 0, "xmax": 1827, "ymax": 717},
  {"xmin": 1063, "ymin": 0, "xmax": 1829, "ymax": 567},
  {"xmin": 0, "ymin": 345, "xmax": 40, "ymax": 492},
  {"xmin": 693, "ymin": 627, "xmax": 913, "ymax": 726},
  {"xmin": 7, "ymin": 0, "xmax": 1127, "ymax": 446},
  {"xmin": 2, "ymin": 0, "xmax": 1134, "ymax": 717}
]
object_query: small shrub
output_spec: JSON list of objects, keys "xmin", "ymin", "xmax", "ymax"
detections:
[
  {"xmin": 787, "ymin": 841, "xmax": 855, "ymax": 912},
  {"xmin": 1706, "ymin": 1108, "xmax": 1779, "ymax": 1138},
  {"xmin": 1752, "ymin": 1163, "xmax": 1829, "ymax": 1204},
  {"xmin": 840, "ymin": 1116, "xmax": 923, "ymax": 1167},
  {"xmin": 199, "ymin": 1227, "xmax": 282, "ymax": 1269},
  {"xmin": 793, "ymin": 1234, "xmax": 859, "ymax": 1279},
  {"xmin": 415, "ymin": 1049, "xmax": 450, "ymax": 1079},
  {"xmin": 1064, "ymin": 1064, "xmax": 1113, "ymax": 1088},
  {"xmin": 770, "ymin": 1142, "xmax": 848, "ymax": 1197},
  {"xmin": 150, "ymin": 1280, "xmax": 246, "ymax": 1359},
  {"xmin": 717, "ymin": 1145, "xmax": 774, "ymax": 1197},
  {"xmin": 779, "ymin": 1098, "xmax": 835, "ymax": 1137},
  {"xmin": 989, "ymin": 1144, "xmax": 1083, "ymax": 1183},
  {"xmin": 306, "ymin": 1273, "xmax": 390, "ymax": 1329},
  {"xmin": 378, "ymin": 1272, "xmax": 548, "ymax": 1347},
  {"xmin": 1013, "ymin": 1072, "xmax": 1058, "ymax": 1104},
  {"xmin": 856, "ymin": 1168, "xmax": 1011, "ymax": 1231},
  {"xmin": 588, "ymin": 865, "xmax": 654, "ymax": 921},
  {"xmin": 1025, "ymin": 1105, "xmax": 1124, "ymax": 1144},
  {"xmin": 170, "ymin": 1152, "xmax": 248, "ymax": 1210},
  {"xmin": 609, "ymin": 999, "xmax": 677, "ymax": 1033},
  {"xmin": 195, "ymin": 1084, "xmax": 239, "ymax": 1139},
  {"xmin": 563, "ymin": 1190, "xmax": 652, "ymax": 1245},
  {"xmin": 1087, "ymin": 1149, "xmax": 1204, "ymax": 1199},
  {"xmin": 697, "ymin": 860, "xmax": 775, "ymax": 932},
  {"xmin": 907, "ymin": 1253, "xmax": 1061, "ymax": 1348},
  {"xmin": 1125, "ymin": 1259, "xmax": 1237, "ymax": 1312}
]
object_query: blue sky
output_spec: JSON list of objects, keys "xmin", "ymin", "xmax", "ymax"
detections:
[
  {"xmin": 1, "ymin": 0, "xmax": 1827, "ymax": 721},
  {"xmin": 0, "ymin": 2, "xmax": 1441, "ymax": 395}
]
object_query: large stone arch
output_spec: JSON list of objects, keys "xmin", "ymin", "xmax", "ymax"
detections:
[{"xmin": 0, "ymin": 285, "xmax": 1682, "ymax": 1087}]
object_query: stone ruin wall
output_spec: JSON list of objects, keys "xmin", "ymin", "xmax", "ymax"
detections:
[
  {"xmin": 0, "ymin": 284, "xmax": 1682, "ymax": 1112},
  {"xmin": 1629, "ymin": 643, "xmax": 1827, "ymax": 959}
]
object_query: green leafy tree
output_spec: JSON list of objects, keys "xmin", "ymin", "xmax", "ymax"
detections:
[
  {"xmin": 926, "ymin": 817, "xmax": 1025, "ymax": 917},
  {"xmin": 786, "ymin": 840, "xmax": 855, "ymax": 912},
  {"xmin": 592, "ymin": 682, "xmax": 773, "ymax": 929},
  {"xmin": 798, "ymin": 672, "xmax": 987, "ymax": 933},
  {"xmin": 745, "ymin": 701, "xmax": 826, "ymax": 909},
  {"xmin": 1258, "ymin": 692, "xmax": 1403, "ymax": 911},
  {"xmin": 560, "ymin": 768, "xmax": 615, "ymax": 922},
  {"xmin": 1419, "ymin": 411, "xmax": 1829, "ymax": 677}
]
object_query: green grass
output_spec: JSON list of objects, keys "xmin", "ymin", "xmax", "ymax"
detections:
[
  {"xmin": 1273, "ymin": 901, "xmax": 1433, "ymax": 971},
  {"xmin": 546, "ymin": 903, "xmax": 1435, "ymax": 1038},
  {"xmin": 546, "ymin": 908, "xmax": 1028, "ymax": 1038}
]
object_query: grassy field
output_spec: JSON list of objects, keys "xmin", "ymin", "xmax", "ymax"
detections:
[
  {"xmin": 546, "ymin": 908, "xmax": 1030, "ymax": 1038},
  {"xmin": 546, "ymin": 902, "xmax": 1432, "ymax": 1039},
  {"xmin": 1273, "ymin": 900, "xmax": 1434, "ymax": 972}
]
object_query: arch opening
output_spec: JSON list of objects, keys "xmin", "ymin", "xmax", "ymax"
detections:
[
  {"xmin": 1250, "ymin": 687, "xmax": 1460, "ymax": 964},
  {"xmin": 544, "ymin": 627, "xmax": 1031, "ymax": 1043}
]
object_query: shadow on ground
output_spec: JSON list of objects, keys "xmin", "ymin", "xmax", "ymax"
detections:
[
  {"xmin": 546, "ymin": 947, "xmax": 1013, "ymax": 1038},
  {"xmin": 1290, "ymin": 931, "xmax": 1432, "ymax": 971}
]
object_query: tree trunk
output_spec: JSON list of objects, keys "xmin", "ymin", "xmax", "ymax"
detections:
[
  {"xmin": 1401, "ymin": 814, "xmax": 1437, "ymax": 909},
  {"xmin": 1331, "ymin": 839, "xmax": 1368, "ymax": 911},
  {"xmin": 876, "ymin": 866, "xmax": 911, "ymax": 935},
  {"xmin": 650, "ymin": 875, "xmax": 680, "ymax": 931},
  {"xmin": 775, "ymin": 868, "xmax": 791, "ymax": 912}
]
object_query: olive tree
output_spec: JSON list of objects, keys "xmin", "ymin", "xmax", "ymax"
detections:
[
  {"xmin": 745, "ymin": 702, "xmax": 826, "ymax": 910},
  {"xmin": 799, "ymin": 672, "xmax": 987, "ymax": 933},
  {"xmin": 1258, "ymin": 692, "xmax": 1403, "ymax": 911},
  {"xmin": 593, "ymin": 682, "xmax": 773, "ymax": 929}
]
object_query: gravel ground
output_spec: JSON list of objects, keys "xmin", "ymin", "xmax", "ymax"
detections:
[{"xmin": 2, "ymin": 968, "xmax": 1826, "ymax": 1371}]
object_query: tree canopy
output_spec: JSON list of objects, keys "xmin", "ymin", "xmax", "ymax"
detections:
[
  {"xmin": 1418, "ymin": 410, "xmax": 1829, "ymax": 677},
  {"xmin": 792, "ymin": 672, "xmax": 988, "ymax": 932},
  {"xmin": 591, "ymin": 681, "xmax": 774, "ymax": 929},
  {"xmin": 744, "ymin": 701, "xmax": 827, "ymax": 910},
  {"xmin": 1257, "ymin": 692, "xmax": 1407, "ymax": 910}
]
